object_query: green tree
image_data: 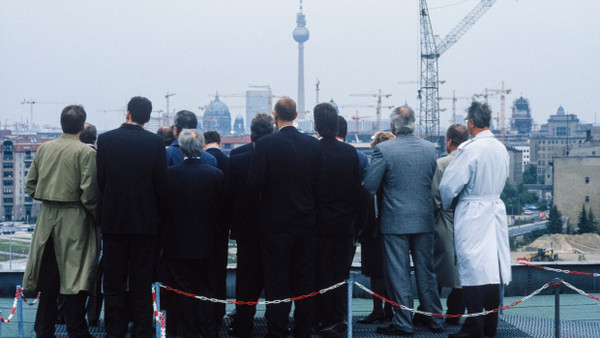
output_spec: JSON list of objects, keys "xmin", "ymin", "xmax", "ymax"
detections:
[
  {"xmin": 588, "ymin": 207, "xmax": 599, "ymax": 234},
  {"xmin": 523, "ymin": 164, "xmax": 538, "ymax": 184},
  {"xmin": 546, "ymin": 204, "xmax": 563, "ymax": 234},
  {"xmin": 578, "ymin": 204, "xmax": 597, "ymax": 234}
]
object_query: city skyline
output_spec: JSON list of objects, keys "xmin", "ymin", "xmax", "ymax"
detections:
[{"xmin": 1, "ymin": 0, "xmax": 598, "ymax": 132}]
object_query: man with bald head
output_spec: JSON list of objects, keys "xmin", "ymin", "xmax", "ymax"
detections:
[
  {"xmin": 248, "ymin": 97, "xmax": 325, "ymax": 338},
  {"xmin": 364, "ymin": 105, "xmax": 444, "ymax": 336}
]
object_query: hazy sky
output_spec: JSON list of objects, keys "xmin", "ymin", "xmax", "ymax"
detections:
[{"xmin": 1, "ymin": 0, "xmax": 599, "ymax": 132}]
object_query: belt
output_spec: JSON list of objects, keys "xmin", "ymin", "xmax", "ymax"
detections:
[
  {"xmin": 460, "ymin": 195, "xmax": 500, "ymax": 202},
  {"xmin": 42, "ymin": 201, "xmax": 83, "ymax": 208}
]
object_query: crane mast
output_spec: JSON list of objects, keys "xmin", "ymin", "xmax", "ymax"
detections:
[{"xmin": 419, "ymin": 0, "xmax": 497, "ymax": 140}]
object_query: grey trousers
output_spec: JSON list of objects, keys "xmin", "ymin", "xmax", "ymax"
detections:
[{"xmin": 382, "ymin": 232, "xmax": 444, "ymax": 332}]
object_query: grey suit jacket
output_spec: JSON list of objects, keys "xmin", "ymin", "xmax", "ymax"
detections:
[{"xmin": 363, "ymin": 134, "xmax": 437, "ymax": 235}]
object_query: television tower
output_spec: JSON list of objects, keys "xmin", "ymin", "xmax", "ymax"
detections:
[{"xmin": 293, "ymin": 0, "xmax": 309, "ymax": 119}]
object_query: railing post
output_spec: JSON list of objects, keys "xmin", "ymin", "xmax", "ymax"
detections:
[
  {"xmin": 17, "ymin": 285, "xmax": 23, "ymax": 338},
  {"xmin": 347, "ymin": 275, "xmax": 354, "ymax": 338},
  {"xmin": 0, "ymin": 310, "xmax": 3, "ymax": 337},
  {"xmin": 154, "ymin": 282, "xmax": 161, "ymax": 338},
  {"xmin": 552, "ymin": 278, "xmax": 561, "ymax": 338}
]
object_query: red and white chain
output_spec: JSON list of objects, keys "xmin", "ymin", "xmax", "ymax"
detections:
[
  {"xmin": 560, "ymin": 280, "xmax": 600, "ymax": 302},
  {"xmin": 151, "ymin": 286, "xmax": 166, "ymax": 338},
  {"xmin": 0, "ymin": 288, "xmax": 21, "ymax": 323},
  {"xmin": 515, "ymin": 260, "xmax": 600, "ymax": 277}
]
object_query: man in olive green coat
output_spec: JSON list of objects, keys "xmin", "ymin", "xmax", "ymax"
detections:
[{"xmin": 23, "ymin": 105, "xmax": 100, "ymax": 338}]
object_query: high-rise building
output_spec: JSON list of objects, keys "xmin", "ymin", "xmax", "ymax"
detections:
[
  {"xmin": 511, "ymin": 97, "xmax": 533, "ymax": 134},
  {"xmin": 246, "ymin": 88, "xmax": 271, "ymax": 132},
  {"xmin": 233, "ymin": 114, "xmax": 244, "ymax": 135},
  {"xmin": 293, "ymin": 0, "xmax": 309, "ymax": 119}
]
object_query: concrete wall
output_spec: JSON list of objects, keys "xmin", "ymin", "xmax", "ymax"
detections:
[{"xmin": 553, "ymin": 156, "xmax": 600, "ymax": 224}]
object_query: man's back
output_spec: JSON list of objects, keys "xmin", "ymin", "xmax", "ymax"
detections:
[
  {"xmin": 97, "ymin": 124, "xmax": 167, "ymax": 235},
  {"xmin": 364, "ymin": 134, "xmax": 437, "ymax": 234},
  {"xmin": 248, "ymin": 126, "xmax": 324, "ymax": 234},
  {"xmin": 228, "ymin": 150, "xmax": 258, "ymax": 239}
]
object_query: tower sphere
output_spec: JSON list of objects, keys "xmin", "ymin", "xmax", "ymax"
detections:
[{"xmin": 293, "ymin": 26, "xmax": 309, "ymax": 43}]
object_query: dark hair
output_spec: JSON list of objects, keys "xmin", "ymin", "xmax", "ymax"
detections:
[
  {"xmin": 466, "ymin": 101, "xmax": 491, "ymax": 128},
  {"xmin": 79, "ymin": 123, "xmax": 97, "ymax": 144},
  {"xmin": 446, "ymin": 124, "xmax": 469, "ymax": 146},
  {"xmin": 157, "ymin": 126, "xmax": 174, "ymax": 147},
  {"xmin": 127, "ymin": 96, "xmax": 152, "ymax": 125},
  {"xmin": 274, "ymin": 97, "xmax": 297, "ymax": 121},
  {"xmin": 174, "ymin": 110, "xmax": 198, "ymax": 130},
  {"xmin": 313, "ymin": 103, "xmax": 338, "ymax": 139},
  {"xmin": 336, "ymin": 115, "xmax": 348, "ymax": 140},
  {"xmin": 203, "ymin": 131, "xmax": 221, "ymax": 144},
  {"xmin": 60, "ymin": 105, "xmax": 86, "ymax": 134},
  {"xmin": 251, "ymin": 113, "xmax": 275, "ymax": 142}
]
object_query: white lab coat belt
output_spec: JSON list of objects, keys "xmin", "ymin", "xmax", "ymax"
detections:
[{"xmin": 460, "ymin": 195, "xmax": 500, "ymax": 202}]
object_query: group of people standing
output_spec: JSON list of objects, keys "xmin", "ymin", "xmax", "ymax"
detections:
[{"xmin": 22, "ymin": 94, "xmax": 510, "ymax": 338}]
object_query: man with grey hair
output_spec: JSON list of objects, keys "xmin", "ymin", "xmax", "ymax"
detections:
[
  {"xmin": 440, "ymin": 102, "xmax": 510, "ymax": 338},
  {"xmin": 160, "ymin": 128, "xmax": 224, "ymax": 337},
  {"xmin": 364, "ymin": 106, "xmax": 444, "ymax": 335},
  {"xmin": 166, "ymin": 110, "xmax": 217, "ymax": 167}
]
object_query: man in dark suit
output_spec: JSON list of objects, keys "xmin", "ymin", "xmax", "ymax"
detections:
[
  {"xmin": 229, "ymin": 142, "xmax": 252, "ymax": 157},
  {"xmin": 247, "ymin": 97, "xmax": 325, "ymax": 338},
  {"xmin": 161, "ymin": 129, "xmax": 224, "ymax": 337},
  {"xmin": 96, "ymin": 96, "xmax": 168, "ymax": 337},
  {"xmin": 227, "ymin": 114, "xmax": 275, "ymax": 337},
  {"xmin": 312, "ymin": 103, "xmax": 362, "ymax": 335},
  {"xmin": 363, "ymin": 106, "xmax": 444, "ymax": 336},
  {"xmin": 203, "ymin": 130, "xmax": 230, "ymax": 324},
  {"xmin": 166, "ymin": 110, "xmax": 216, "ymax": 167}
]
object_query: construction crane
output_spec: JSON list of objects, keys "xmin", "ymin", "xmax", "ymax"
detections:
[
  {"xmin": 315, "ymin": 79, "xmax": 320, "ymax": 104},
  {"xmin": 350, "ymin": 89, "xmax": 392, "ymax": 131},
  {"xmin": 165, "ymin": 92, "xmax": 176, "ymax": 127},
  {"xmin": 419, "ymin": 0, "xmax": 497, "ymax": 140},
  {"xmin": 350, "ymin": 111, "xmax": 371, "ymax": 133},
  {"xmin": 438, "ymin": 91, "xmax": 473, "ymax": 124},
  {"xmin": 474, "ymin": 81, "xmax": 511, "ymax": 142},
  {"xmin": 20, "ymin": 99, "xmax": 67, "ymax": 133}
]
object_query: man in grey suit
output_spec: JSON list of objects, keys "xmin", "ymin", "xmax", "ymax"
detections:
[{"xmin": 363, "ymin": 106, "xmax": 443, "ymax": 336}]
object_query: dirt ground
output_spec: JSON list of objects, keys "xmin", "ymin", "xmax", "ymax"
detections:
[{"xmin": 511, "ymin": 233, "xmax": 600, "ymax": 261}]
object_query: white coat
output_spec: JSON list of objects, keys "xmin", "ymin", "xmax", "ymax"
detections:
[{"xmin": 438, "ymin": 130, "xmax": 511, "ymax": 286}]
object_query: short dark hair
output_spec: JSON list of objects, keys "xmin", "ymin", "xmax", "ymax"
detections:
[
  {"xmin": 127, "ymin": 96, "xmax": 152, "ymax": 125},
  {"xmin": 274, "ymin": 97, "xmax": 297, "ymax": 121},
  {"xmin": 174, "ymin": 110, "xmax": 198, "ymax": 130},
  {"xmin": 157, "ymin": 126, "xmax": 174, "ymax": 147},
  {"xmin": 336, "ymin": 115, "xmax": 348, "ymax": 140},
  {"xmin": 313, "ymin": 103, "xmax": 338, "ymax": 139},
  {"xmin": 79, "ymin": 123, "xmax": 97, "ymax": 144},
  {"xmin": 203, "ymin": 131, "xmax": 221, "ymax": 144},
  {"xmin": 251, "ymin": 113, "xmax": 275, "ymax": 142},
  {"xmin": 60, "ymin": 105, "xmax": 86, "ymax": 134},
  {"xmin": 446, "ymin": 124, "xmax": 469, "ymax": 146},
  {"xmin": 466, "ymin": 101, "xmax": 491, "ymax": 128}
]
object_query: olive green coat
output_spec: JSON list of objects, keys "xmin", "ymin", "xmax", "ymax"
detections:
[
  {"xmin": 431, "ymin": 150, "xmax": 461, "ymax": 289},
  {"xmin": 22, "ymin": 133, "xmax": 100, "ymax": 294}
]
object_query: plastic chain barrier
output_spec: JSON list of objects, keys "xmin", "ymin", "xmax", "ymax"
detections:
[
  {"xmin": 353, "ymin": 280, "xmax": 555, "ymax": 319},
  {"xmin": 515, "ymin": 260, "xmax": 600, "ymax": 277},
  {"xmin": 157, "ymin": 280, "xmax": 347, "ymax": 305},
  {"xmin": 20, "ymin": 291, "xmax": 41, "ymax": 306},
  {"xmin": 560, "ymin": 280, "xmax": 600, "ymax": 302},
  {"xmin": 151, "ymin": 286, "xmax": 166, "ymax": 338},
  {"xmin": 0, "ymin": 288, "xmax": 21, "ymax": 323}
]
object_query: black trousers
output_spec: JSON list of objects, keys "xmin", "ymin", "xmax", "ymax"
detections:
[
  {"xmin": 314, "ymin": 232, "xmax": 354, "ymax": 326},
  {"xmin": 261, "ymin": 233, "xmax": 317, "ymax": 338},
  {"xmin": 103, "ymin": 234, "xmax": 156, "ymax": 338},
  {"xmin": 212, "ymin": 230, "xmax": 229, "ymax": 323},
  {"xmin": 461, "ymin": 284, "xmax": 500, "ymax": 337},
  {"xmin": 35, "ymin": 237, "xmax": 90, "ymax": 338},
  {"xmin": 231, "ymin": 237, "xmax": 264, "ymax": 334},
  {"xmin": 160, "ymin": 257, "xmax": 218, "ymax": 337}
]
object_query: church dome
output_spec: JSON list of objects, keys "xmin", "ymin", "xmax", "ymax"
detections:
[
  {"xmin": 556, "ymin": 105, "xmax": 565, "ymax": 115},
  {"xmin": 203, "ymin": 95, "xmax": 232, "ymax": 135}
]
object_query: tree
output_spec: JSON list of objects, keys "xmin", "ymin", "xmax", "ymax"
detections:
[
  {"xmin": 578, "ymin": 204, "xmax": 597, "ymax": 234},
  {"xmin": 546, "ymin": 204, "xmax": 563, "ymax": 234},
  {"xmin": 588, "ymin": 207, "xmax": 599, "ymax": 234},
  {"xmin": 523, "ymin": 164, "xmax": 537, "ymax": 184}
]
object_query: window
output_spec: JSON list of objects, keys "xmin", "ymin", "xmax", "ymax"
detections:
[
  {"xmin": 3, "ymin": 171, "xmax": 13, "ymax": 178},
  {"xmin": 585, "ymin": 196, "xmax": 590, "ymax": 203},
  {"xmin": 3, "ymin": 198, "xmax": 13, "ymax": 204},
  {"xmin": 25, "ymin": 151, "xmax": 32, "ymax": 160},
  {"xmin": 3, "ymin": 153, "xmax": 12, "ymax": 161},
  {"xmin": 3, "ymin": 189, "xmax": 13, "ymax": 194},
  {"xmin": 24, "ymin": 196, "xmax": 33, "ymax": 203},
  {"xmin": 3, "ymin": 180, "xmax": 13, "ymax": 186},
  {"xmin": 2, "ymin": 163, "xmax": 13, "ymax": 169},
  {"xmin": 4, "ymin": 206, "xmax": 12, "ymax": 221},
  {"xmin": 586, "ymin": 177, "xmax": 590, "ymax": 184},
  {"xmin": 25, "ymin": 161, "xmax": 32, "ymax": 169}
]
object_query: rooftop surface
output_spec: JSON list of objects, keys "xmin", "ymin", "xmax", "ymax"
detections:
[{"xmin": 1, "ymin": 293, "xmax": 599, "ymax": 337}]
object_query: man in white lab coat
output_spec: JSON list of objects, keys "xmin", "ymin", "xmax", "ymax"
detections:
[{"xmin": 439, "ymin": 101, "xmax": 510, "ymax": 338}]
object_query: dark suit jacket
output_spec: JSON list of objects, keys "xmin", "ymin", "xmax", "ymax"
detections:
[
  {"xmin": 227, "ymin": 149, "xmax": 259, "ymax": 240},
  {"xmin": 318, "ymin": 137, "xmax": 363, "ymax": 235},
  {"xmin": 247, "ymin": 126, "xmax": 325, "ymax": 236},
  {"xmin": 230, "ymin": 143, "xmax": 252, "ymax": 157},
  {"xmin": 205, "ymin": 147, "xmax": 230, "ymax": 176},
  {"xmin": 162, "ymin": 158, "xmax": 224, "ymax": 259},
  {"xmin": 97, "ymin": 124, "xmax": 168, "ymax": 235}
]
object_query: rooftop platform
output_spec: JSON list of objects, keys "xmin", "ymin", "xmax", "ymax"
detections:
[{"xmin": 2, "ymin": 294, "xmax": 599, "ymax": 337}]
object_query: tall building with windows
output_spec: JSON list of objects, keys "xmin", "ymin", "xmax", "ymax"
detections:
[
  {"xmin": 530, "ymin": 106, "xmax": 592, "ymax": 184},
  {"xmin": 1, "ymin": 138, "xmax": 43, "ymax": 221},
  {"xmin": 245, "ymin": 88, "xmax": 271, "ymax": 133}
]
